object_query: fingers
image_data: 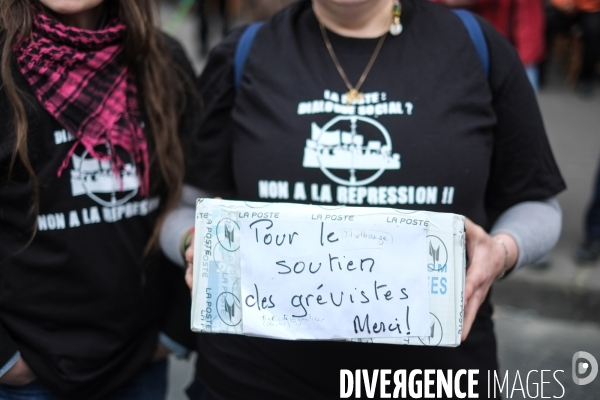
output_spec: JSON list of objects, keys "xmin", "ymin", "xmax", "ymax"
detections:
[
  {"xmin": 464, "ymin": 218, "xmax": 479, "ymax": 269},
  {"xmin": 464, "ymin": 218, "xmax": 484, "ymax": 259},
  {"xmin": 185, "ymin": 263, "xmax": 193, "ymax": 291},
  {"xmin": 463, "ymin": 218, "xmax": 482, "ymax": 306},
  {"xmin": 184, "ymin": 232, "xmax": 195, "ymax": 290},
  {"xmin": 464, "ymin": 217, "xmax": 475, "ymax": 232},
  {"xmin": 462, "ymin": 287, "xmax": 485, "ymax": 341},
  {"xmin": 185, "ymin": 232, "xmax": 195, "ymax": 265},
  {"xmin": 463, "ymin": 272, "xmax": 478, "ymax": 307},
  {"xmin": 461, "ymin": 217, "xmax": 499, "ymax": 341},
  {"xmin": 462, "ymin": 260, "xmax": 488, "ymax": 341}
]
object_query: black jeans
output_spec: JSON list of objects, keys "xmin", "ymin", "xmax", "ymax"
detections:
[{"xmin": 546, "ymin": 7, "xmax": 600, "ymax": 82}]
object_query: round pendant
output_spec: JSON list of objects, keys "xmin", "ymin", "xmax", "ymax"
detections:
[{"xmin": 390, "ymin": 23, "xmax": 403, "ymax": 36}]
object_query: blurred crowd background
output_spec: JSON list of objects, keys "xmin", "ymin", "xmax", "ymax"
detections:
[
  {"xmin": 164, "ymin": 0, "xmax": 600, "ymax": 98},
  {"xmin": 158, "ymin": 1, "xmax": 600, "ymax": 399}
]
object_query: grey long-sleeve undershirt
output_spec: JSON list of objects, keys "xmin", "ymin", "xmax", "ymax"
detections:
[
  {"xmin": 160, "ymin": 186, "xmax": 216, "ymax": 266},
  {"xmin": 160, "ymin": 185, "xmax": 562, "ymax": 272},
  {"xmin": 490, "ymin": 197, "xmax": 562, "ymax": 270}
]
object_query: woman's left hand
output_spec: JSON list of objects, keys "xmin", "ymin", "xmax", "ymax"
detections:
[{"xmin": 462, "ymin": 218, "xmax": 518, "ymax": 341}]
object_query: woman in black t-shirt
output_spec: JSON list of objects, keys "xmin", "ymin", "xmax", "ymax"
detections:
[
  {"xmin": 163, "ymin": 0, "xmax": 566, "ymax": 398},
  {"xmin": 0, "ymin": 1, "xmax": 198, "ymax": 399}
]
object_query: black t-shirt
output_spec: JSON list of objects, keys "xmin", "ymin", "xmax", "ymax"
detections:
[
  {"xmin": 189, "ymin": 0, "xmax": 565, "ymax": 398},
  {"xmin": 0, "ymin": 36, "xmax": 198, "ymax": 399}
]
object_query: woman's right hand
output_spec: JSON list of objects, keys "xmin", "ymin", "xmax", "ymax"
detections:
[
  {"xmin": 0, "ymin": 357, "xmax": 36, "ymax": 386},
  {"xmin": 184, "ymin": 231, "xmax": 195, "ymax": 290}
]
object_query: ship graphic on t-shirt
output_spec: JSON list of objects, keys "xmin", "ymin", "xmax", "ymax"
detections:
[
  {"xmin": 70, "ymin": 143, "xmax": 140, "ymax": 207},
  {"xmin": 302, "ymin": 115, "xmax": 400, "ymax": 186}
]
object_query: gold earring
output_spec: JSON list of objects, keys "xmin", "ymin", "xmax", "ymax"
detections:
[{"xmin": 390, "ymin": 0, "xmax": 402, "ymax": 36}]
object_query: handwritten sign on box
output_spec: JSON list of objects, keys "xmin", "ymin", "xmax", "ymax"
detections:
[
  {"xmin": 191, "ymin": 199, "xmax": 466, "ymax": 347},
  {"xmin": 241, "ymin": 218, "xmax": 429, "ymax": 339}
]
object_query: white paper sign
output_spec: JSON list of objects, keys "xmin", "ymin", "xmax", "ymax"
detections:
[
  {"xmin": 191, "ymin": 199, "xmax": 466, "ymax": 347},
  {"xmin": 240, "ymin": 218, "xmax": 430, "ymax": 340}
]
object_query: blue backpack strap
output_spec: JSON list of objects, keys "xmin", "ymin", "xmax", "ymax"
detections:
[
  {"xmin": 234, "ymin": 22, "xmax": 264, "ymax": 90},
  {"xmin": 452, "ymin": 10, "xmax": 490, "ymax": 78}
]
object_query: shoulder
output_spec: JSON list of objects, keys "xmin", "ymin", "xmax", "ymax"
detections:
[
  {"xmin": 472, "ymin": 11, "xmax": 527, "ymax": 90},
  {"xmin": 410, "ymin": 0, "xmax": 511, "ymax": 47},
  {"xmin": 406, "ymin": 0, "xmax": 511, "ymax": 47},
  {"xmin": 410, "ymin": 1, "xmax": 522, "ymax": 86},
  {"xmin": 260, "ymin": 0, "xmax": 311, "ymax": 33}
]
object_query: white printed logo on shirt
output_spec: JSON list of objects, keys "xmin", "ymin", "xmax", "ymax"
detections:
[
  {"xmin": 70, "ymin": 143, "xmax": 140, "ymax": 207},
  {"xmin": 302, "ymin": 115, "xmax": 401, "ymax": 186},
  {"xmin": 257, "ymin": 89, "xmax": 455, "ymax": 207},
  {"xmin": 37, "ymin": 132, "xmax": 159, "ymax": 232}
]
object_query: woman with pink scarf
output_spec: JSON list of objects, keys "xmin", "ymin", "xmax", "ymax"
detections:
[{"xmin": 0, "ymin": 0, "xmax": 198, "ymax": 398}]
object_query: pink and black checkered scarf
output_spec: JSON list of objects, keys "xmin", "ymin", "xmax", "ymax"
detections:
[{"xmin": 14, "ymin": 8, "xmax": 150, "ymax": 195}]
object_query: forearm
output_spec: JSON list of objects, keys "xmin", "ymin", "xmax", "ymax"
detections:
[
  {"xmin": 0, "ymin": 352, "xmax": 20, "ymax": 379},
  {"xmin": 0, "ymin": 322, "xmax": 36, "ymax": 385},
  {"xmin": 159, "ymin": 185, "xmax": 217, "ymax": 266},
  {"xmin": 490, "ymin": 197, "xmax": 562, "ymax": 271}
]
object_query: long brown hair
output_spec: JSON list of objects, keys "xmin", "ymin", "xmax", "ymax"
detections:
[{"xmin": 0, "ymin": 0, "xmax": 188, "ymax": 253}]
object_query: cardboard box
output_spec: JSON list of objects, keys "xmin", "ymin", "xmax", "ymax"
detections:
[{"xmin": 191, "ymin": 199, "xmax": 465, "ymax": 347}]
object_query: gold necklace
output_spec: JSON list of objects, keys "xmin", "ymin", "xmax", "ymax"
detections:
[{"xmin": 318, "ymin": 22, "xmax": 388, "ymax": 105}]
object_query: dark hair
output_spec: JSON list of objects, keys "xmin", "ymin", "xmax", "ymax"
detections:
[{"xmin": 1, "ymin": 0, "xmax": 188, "ymax": 253}]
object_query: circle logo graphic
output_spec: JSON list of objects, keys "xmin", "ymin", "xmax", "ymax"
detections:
[
  {"xmin": 216, "ymin": 292, "xmax": 242, "ymax": 327},
  {"xmin": 427, "ymin": 235, "xmax": 448, "ymax": 272},
  {"xmin": 216, "ymin": 218, "xmax": 241, "ymax": 252},
  {"xmin": 302, "ymin": 115, "xmax": 401, "ymax": 186},
  {"xmin": 572, "ymin": 351, "xmax": 598, "ymax": 385},
  {"xmin": 418, "ymin": 313, "xmax": 443, "ymax": 346},
  {"xmin": 70, "ymin": 143, "xmax": 139, "ymax": 207}
]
